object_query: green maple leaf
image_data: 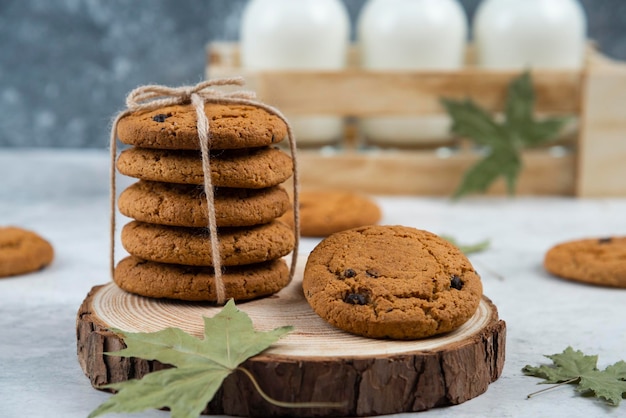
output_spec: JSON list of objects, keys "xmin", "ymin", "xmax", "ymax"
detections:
[
  {"xmin": 441, "ymin": 71, "xmax": 570, "ymax": 199},
  {"xmin": 523, "ymin": 346, "xmax": 626, "ymax": 406},
  {"xmin": 89, "ymin": 299, "xmax": 293, "ymax": 418}
]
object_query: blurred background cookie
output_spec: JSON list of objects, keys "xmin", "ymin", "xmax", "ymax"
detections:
[
  {"xmin": 544, "ymin": 236, "xmax": 626, "ymax": 288},
  {"xmin": 0, "ymin": 227, "xmax": 54, "ymax": 278},
  {"xmin": 280, "ymin": 190, "xmax": 381, "ymax": 237}
]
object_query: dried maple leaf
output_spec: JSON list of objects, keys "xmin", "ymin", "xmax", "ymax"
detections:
[
  {"xmin": 523, "ymin": 346, "xmax": 626, "ymax": 406},
  {"xmin": 88, "ymin": 299, "xmax": 293, "ymax": 418}
]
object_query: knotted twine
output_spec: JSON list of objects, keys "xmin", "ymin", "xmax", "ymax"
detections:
[{"xmin": 109, "ymin": 77, "xmax": 300, "ymax": 305}]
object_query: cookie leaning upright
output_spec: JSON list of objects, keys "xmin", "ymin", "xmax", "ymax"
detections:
[
  {"xmin": 110, "ymin": 79, "xmax": 297, "ymax": 303},
  {"xmin": 303, "ymin": 225, "xmax": 483, "ymax": 340}
]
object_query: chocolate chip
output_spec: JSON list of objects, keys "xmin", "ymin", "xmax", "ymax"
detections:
[
  {"xmin": 366, "ymin": 269, "xmax": 380, "ymax": 278},
  {"xmin": 343, "ymin": 268, "xmax": 356, "ymax": 278},
  {"xmin": 450, "ymin": 275, "xmax": 464, "ymax": 290},
  {"xmin": 344, "ymin": 293, "xmax": 368, "ymax": 305},
  {"xmin": 598, "ymin": 237, "xmax": 613, "ymax": 244},
  {"xmin": 152, "ymin": 113, "xmax": 170, "ymax": 122}
]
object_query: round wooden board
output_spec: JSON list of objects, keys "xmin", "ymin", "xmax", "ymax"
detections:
[{"xmin": 77, "ymin": 258, "xmax": 506, "ymax": 417}]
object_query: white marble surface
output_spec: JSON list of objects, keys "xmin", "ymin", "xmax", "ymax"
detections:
[{"xmin": 1, "ymin": 149, "xmax": 625, "ymax": 418}]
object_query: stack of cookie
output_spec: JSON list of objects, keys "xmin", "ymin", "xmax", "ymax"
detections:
[{"xmin": 113, "ymin": 103, "xmax": 296, "ymax": 302}]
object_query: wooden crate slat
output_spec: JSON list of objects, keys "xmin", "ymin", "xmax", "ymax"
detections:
[
  {"xmin": 577, "ymin": 62, "xmax": 626, "ymax": 197},
  {"xmin": 210, "ymin": 69, "xmax": 581, "ymax": 117},
  {"xmin": 294, "ymin": 150, "xmax": 575, "ymax": 196}
]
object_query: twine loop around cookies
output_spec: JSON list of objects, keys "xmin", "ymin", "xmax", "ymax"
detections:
[
  {"xmin": 110, "ymin": 77, "xmax": 300, "ymax": 305},
  {"xmin": 124, "ymin": 78, "xmax": 257, "ymax": 111}
]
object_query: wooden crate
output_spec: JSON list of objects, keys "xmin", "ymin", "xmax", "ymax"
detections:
[{"xmin": 206, "ymin": 42, "xmax": 626, "ymax": 197}]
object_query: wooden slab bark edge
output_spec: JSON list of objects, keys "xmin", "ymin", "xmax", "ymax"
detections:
[{"xmin": 77, "ymin": 284, "xmax": 506, "ymax": 417}]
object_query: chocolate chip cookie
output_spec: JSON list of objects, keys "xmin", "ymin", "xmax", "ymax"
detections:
[
  {"xmin": 121, "ymin": 220, "xmax": 295, "ymax": 267},
  {"xmin": 544, "ymin": 236, "xmax": 626, "ymax": 288},
  {"xmin": 118, "ymin": 181, "xmax": 291, "ymax": 228},
  {"xmin": 117, "ymin": 103, "xmax": 287, "ymax": 150},
  {"xmin": 303, "ymin": 225, "xmax": 483, "ymax": 339},
  {"xmin": 116, "ymin": 146, "xmax": 293, "ymax": 188},
  {"xmin": 114, "ymin": 256, "xmax": 289, "ymax": 302},
  {"xmin": 0, "ymin": 227, "xmax": 54, "ymax": 278}
]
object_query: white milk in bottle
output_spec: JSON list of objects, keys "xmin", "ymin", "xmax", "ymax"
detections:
[
  {"xmin": 357, "ymin": 0, "xmax": 468, "ymax": 147},
  {"xmin": 240, "ymin": 0, "xmax": 350, "ymax": 147},
  {"xmin": 473, "ymin": 0, "xmax": 586, "ymax": 143},
  {"xmin": 473, "ymin": 0, "xmax": 587, "ymax": 69}
]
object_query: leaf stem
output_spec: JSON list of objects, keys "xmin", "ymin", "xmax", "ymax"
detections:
[
  {"xmin": 526, "ymin": 378, "xmax": 580, "ymax": 399},
  {"xmin": 236, "ymin": 367, "xmax": 348, "ymax": 409}
]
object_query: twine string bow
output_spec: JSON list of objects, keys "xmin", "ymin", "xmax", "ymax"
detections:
[{"xmin": 110, "ymin": 77, "xmax": 300, "ymax": 305}]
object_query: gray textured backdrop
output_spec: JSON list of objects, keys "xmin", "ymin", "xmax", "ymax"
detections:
[{"xmin": 2, "ymin": 0, "xmax": 625, "ymax": 148}]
